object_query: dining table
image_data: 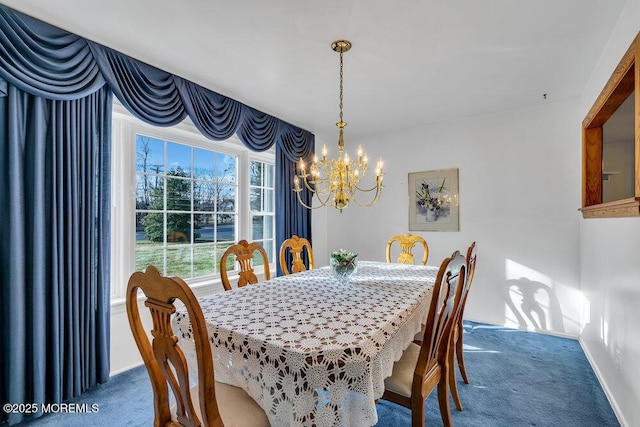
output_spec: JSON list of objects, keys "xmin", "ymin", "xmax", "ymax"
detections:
[{"xmin": 173, "ymin": 260, "xmax": 438, "ymax": 427}]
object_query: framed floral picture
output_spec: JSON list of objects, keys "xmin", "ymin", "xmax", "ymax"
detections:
[{"xmin": 408, "ymin": 168, "xmax": 459, "ymax": 231}]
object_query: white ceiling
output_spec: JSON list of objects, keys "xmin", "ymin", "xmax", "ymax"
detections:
[{"xmin": 0, "ymin": 0, "xmax": 628, "ymax": 142}]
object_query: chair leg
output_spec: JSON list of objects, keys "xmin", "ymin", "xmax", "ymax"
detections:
[
  {"xmin": 448, "ymin": 340, "xmax": 463, "ymax": 411},
  {"xmin": 456, "ymin": 320, "xmax": 470, "ymax": 384},
  {"xmin": 437, "ymin": 373, "xmax": 453, "ymax": 427},
  {"xmin": 411, "ymin": 396, "xmax": 426, "ymax": 427}
]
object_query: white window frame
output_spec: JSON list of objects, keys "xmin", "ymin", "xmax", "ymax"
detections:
[
  {"xmin": 249, "ymin": 160, "xmax": 277, "ymax": 265},
  {"xmin": 110, "ymin": 102, "xmax": 275, "ymax": 306}
]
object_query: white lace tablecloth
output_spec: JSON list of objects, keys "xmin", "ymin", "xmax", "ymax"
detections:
[{"xmin": 173, "ymin": 261, "xmax": 437, "ymax": 427}]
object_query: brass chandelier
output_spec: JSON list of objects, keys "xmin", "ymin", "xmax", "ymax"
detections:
[{"xmin": 294, "ymin": 40, "xmax": 384, "ymax": 212}]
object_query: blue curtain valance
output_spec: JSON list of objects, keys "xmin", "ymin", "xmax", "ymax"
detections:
[
  {"xmin": 175, "ymin": 78, "xmax": 242, "ymax": 141},
  {"xmin": 0, "ymin": 6, "xmax": 314, "ymax": 159},
  {"xmin": 0, "ymin": 8, "xmax": 105, "ymax": 99},
  {"xmin": 279, "ymin": 123, "xmax": 316, "ymax": 162},
  {"xmin": 89, "ymin": 40, "xmax": 314, "ymax": 155},
  {"xmin": 88, "ymin": 42, "xmax": 187, "ymax": 126}
]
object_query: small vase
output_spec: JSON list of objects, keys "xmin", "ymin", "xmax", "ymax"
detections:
[
  {"xmin": 425, "ymin": 207, "xmax": 438, "ymax": 221},
  {"xmin": 330, "ymin": 257, "xmax": 358, "ymax": 282}
]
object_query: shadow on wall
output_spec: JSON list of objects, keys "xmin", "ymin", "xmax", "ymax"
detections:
[{"xmin": 504, "ymin": 277, "xmax": 566, "ymax": 333}]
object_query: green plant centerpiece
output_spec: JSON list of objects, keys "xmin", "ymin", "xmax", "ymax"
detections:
[{"xmin": 330, "ymin": 249, "xmax": 358, "ymax": 281}]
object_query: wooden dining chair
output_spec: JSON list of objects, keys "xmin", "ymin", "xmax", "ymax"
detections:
[
  {"xmin": 385, "ymin": 232, "xmax": 429, "ymax": 265},
  {"xmin": 126, "ymin": 265, "xmax": 269, "ymax": 427},
  {"xmin": 279, "ymin": 235, "xmax": 314, "ymax": 275},
  {"xmin": 382, "ymin": 252, "xmax": 466, "ymax": 427},
  {"xmin": 220, "ymin": 240, "xmax": 270, "ymax": 291},
  {"xmin": 447, "ymin": 241, "xmax": 478, "ymax": 411}
]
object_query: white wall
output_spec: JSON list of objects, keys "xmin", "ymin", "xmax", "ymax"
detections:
[
  {"xmin": 578, "ymin": 1, "xmax": 640, "ymax": 425},
  {"xmin": 580, "ymin": 220, "xmax": 640, "ymax": 427},
  {"xmin": 317, "ymin": 99, "xmax": 583, "ymax": 337}
]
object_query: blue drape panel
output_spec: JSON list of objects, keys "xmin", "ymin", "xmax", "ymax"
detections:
[
  {"xmin": 276, "ymin": 145, "xmax": 313, "ymax": 275},
  {"xmin": 0, "ymin": 83, "xmax": 112, "ymax": 425},
  {"xmin": 0, "ymin": 6, "xmax": 111, "ymax": 426},
  {"xmin": 276, "ymin": 126, "xmax": 314, "ymax": 275}
]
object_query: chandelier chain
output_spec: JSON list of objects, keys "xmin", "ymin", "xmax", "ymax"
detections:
[{"xmin": 339, "ymin": 50, "xmax": 344, "ymax": 124}]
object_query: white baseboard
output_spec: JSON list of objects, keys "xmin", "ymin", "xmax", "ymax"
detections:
[
  {"xmin": 462, "ymin": 316, "xmax": 579, "ymax": 340},
  {"xmin": 579, "ymin": 339, "xmax": 628, "ymax": 427},
  {"xmin": 110, "ymin": 361, "xmax": 145, "ymax": 378}
]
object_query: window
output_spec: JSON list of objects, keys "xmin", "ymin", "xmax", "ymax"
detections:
[
  {"xmin": 581, "ymin": 32, "xmax": 640, "ymax": 218},
  {"xmin": 134, "ymin": 135, "xmax": 238, "ymax": 279},
  {"xmin": 111, "ymin": 103, "xmax": 275, "ymax": 301}
]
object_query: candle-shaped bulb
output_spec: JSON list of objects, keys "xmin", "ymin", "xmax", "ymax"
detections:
[
  {"xmin": 357, "ymin": 145, "xmax": 363, "ymax": 158},
  {"xmin": 344, "ymin": 152, "xmax": 350, "ymax": 165},
  {"xmin": 322, "ymin": 144, "xmax": 328, "ymax": 157}
]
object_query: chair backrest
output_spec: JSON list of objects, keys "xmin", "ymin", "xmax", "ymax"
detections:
[
  {"xmin": 415, "ymin": 252, "xmax": 466, "ymax": 379},
  {"xmin": 126, "ymin": 265, "xmax": 224, "ymax": 427},
  {"xmin": 279, "ymin": 235, "xmax": 314, "ymax": 275},
  {"xmin": 220, "ymin": 240, "xmax": 271, "ymax": 291},
  {"xmin": 385, "ymin": 232, "xmax": 429, "ymax": 265},
  {"xmin": 465, "ymin": 241, "xmax": 477, "ymax": 288},
  {"xmin": 454, "ymin": 241, "xmax": 477, "ymax": 324}
]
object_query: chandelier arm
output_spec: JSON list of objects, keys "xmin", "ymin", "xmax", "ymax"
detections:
[
  {"xmin": 352, "ymin": 182, "xmax": 383, "ymax": 193},
  {"xmin": 294, "ymin": 188, "xmax": 331, "ymax": 209},
  {"xmin": 350, "ymin": 186, "xmax": 383, "ymax": 207},
  {"xmin": 301, "ymin": 176, "xmax": 318, "ymax": 193},
  {"xmin": 301, "ymin": 175, "xmax": 333, "ymax": 197},
  {"xmin": 315, "ymin": 190, "xmax": 334, "ymax": 207},
  {"xmin": 294, "ymin": 191, "xmax": 318, "ymax": 210},
  {"xmin": 312, "ymin": 183, "xmax": 331, "ymax": 196}
]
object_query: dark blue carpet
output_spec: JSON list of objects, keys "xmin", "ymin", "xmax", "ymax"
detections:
[{"xmin": 15, "ymin": 322, "xmax": 619, "ymax": 426}]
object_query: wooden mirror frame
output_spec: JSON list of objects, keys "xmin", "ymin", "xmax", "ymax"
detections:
[{"xmin": 581, "ymin": 32, "xmax": 640, "ymax": 218}]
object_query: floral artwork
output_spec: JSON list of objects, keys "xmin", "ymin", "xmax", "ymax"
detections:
[
  {"xmin": 409, "ymin": 169, "xmax": 459, "ymax": 231},
  {"xmin": 415, "ymin": 177, "xmax": 450, "ymax": 221}
]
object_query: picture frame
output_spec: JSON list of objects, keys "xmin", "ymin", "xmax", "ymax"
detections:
[{"xmin": 408, "ymin": 168, "xmax": 459, "ymax": 231}]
